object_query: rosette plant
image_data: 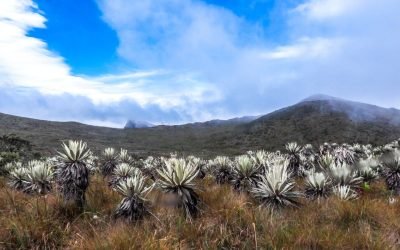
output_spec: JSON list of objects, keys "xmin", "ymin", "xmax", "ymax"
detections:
[
  {"xmin": 101, "ymin": 147, "xmax": 118, "ymax": 176},
  {"xmin": 114, "ymin": 173, "xmax": 153, "ymax": 222},
  {"xmin": 285, "ymin": 142, "xmax": 303, "ymax": 176},
  {"xmin": 110, "ymin": 163, "xmax": 139, "ymax": 187},
  {"xmin": 212, "ymin": 156, "xmax": 233, "ymax": 184},
  {"xmin": 304, "ymin": 171, "xmax": 331, "ymax": 200},
  {"xmin": 25, "ymin": 161, "xmax": 54, "ymax": 194},
  {"xmin": 333, "ymin": 185, "xmax": 358, "ymax": 200},
  {"xmin": 252, "ymin": 160, "xmax": 301, "ymax": 210},
  {"xmin": 381, "ymin": 150, "xmax": 400, "ymax": 194},
  {"xmin": 232, "ymin": 155, "xmax": 261, "ymax": 191},
  {"xmin": 327, "ymin": 162, "xmax": 363, "ymax": 188},
  {"xmin": 56, "ymin": 140, "xmax": 91, "ymax": 208},
  {"xmin": 356, "ymin": 157, "xmax": 379, "ymax": 184},
  {"xmin": 118, "ymin": 149, "xmax": 133, "ymax": 165},
  {"xmin": 187, "ymin": 156, "xmax": 207, "ymax": 179},
  {"xmin": 8, "ymin": 167, "xmax": 28, "ymax": 191},
  {"xmin": 333, "ymin": 146, "xmax": 356, "ymax": 165},
  {"xmin": 157, "ymin": 158, "xmax": 200, "ymax": 220}
]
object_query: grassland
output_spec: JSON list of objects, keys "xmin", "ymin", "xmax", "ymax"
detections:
[
  {"xmin": 2, "ymin": 97, "xmax": 400, "ymax": 249},
  {"xmin": 1, "ymin": 175, "xmax": 399, "ymax": 249}
]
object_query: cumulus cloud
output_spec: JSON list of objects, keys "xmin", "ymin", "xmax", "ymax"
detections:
[
  {"xmin": 0, "ymin": 0, "xmax": 222, "ymax": 126},
  {"xmin": 294, "ymin": 0, "xmax": 364, "ymax": 20},
  {"xmin": 98, "ymin": 0, "xmax": 400, "ymax": 112},
  {"xmin": 0, "ymin": 85, "xmax": 187, "ymax": 127},
  {"xmin": 261, "ymin": 37, "xmax": 344, "ymax": 60},
  {"xmin": 97, "ymin": 0, "xmax": 309, "ymax": 116},
  {"xmin": 288, "ymin": 0, "xmax": 400, "ymax": 105},
  {"xmin": 1, "ymin": 0, "xmax": 400, "ymax": 127}
]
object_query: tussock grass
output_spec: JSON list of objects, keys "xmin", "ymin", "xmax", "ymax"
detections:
[{"xmin": 1, "ymin": 176, "xmax": 400, "ymax": 249}]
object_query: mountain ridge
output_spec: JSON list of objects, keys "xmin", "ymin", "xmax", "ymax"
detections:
[
  {"xmin": 1, "ymin": 94, "xmax": 400, "ymax": 156},
  {"xmin": 124, "ymin": 120, "xmax": 154, "ymax": 129}
]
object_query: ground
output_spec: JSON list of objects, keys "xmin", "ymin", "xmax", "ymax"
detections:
[{"xmin": 1, "ymin": 175, "xmax": 400, "ymax": 249}]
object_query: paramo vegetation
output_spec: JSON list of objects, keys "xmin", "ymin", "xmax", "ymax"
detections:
[{"xmin": 2, "ymin": 138, "xmax": 400, "ymax": 248}]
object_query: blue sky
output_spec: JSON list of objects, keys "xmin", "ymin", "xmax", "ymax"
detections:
[
  {"xmin": 0, "ymin": 0, "xmax": 400, "ymax": 127},
  {"xmin": 29, "ymin": 0, "xmax": 119, "ymax": 75}
]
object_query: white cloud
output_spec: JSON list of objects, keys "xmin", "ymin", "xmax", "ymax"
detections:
[
  {"xmin": 294, "ymin": 0, "xmax": 364, "ymax": 20},
  {"xmin": 0, "ymin": 0, "xmax": 45, "ymax": 28},
  {"xmin": 261, "ymin": 37, "xmax": 344, "ymax": 60},
  {"xmin": 0, "ymin": 0, "xmax": 223, "ymax": 125},
  {"xmin": 2, "ymin": 0, "xmax": 400, "ymax": 127},
  {"xmin": 98, "ymin": 0, "xmax": 400, "ymax": 114},
  {"xmin": 97, "ymin": 0, "xmax": 245, "ymax": 70}
]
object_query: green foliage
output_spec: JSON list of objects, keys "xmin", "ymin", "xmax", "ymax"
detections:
[
  {"xmin": 0, "ymin": 151, "xmax": 20, "ymax": 175},
  {"xmin": 0, "ymin": 134, "xmax": 31, "ymax": 153}
]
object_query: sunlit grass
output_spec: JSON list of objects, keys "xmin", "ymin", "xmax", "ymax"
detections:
[{"xmin": 0, "ymin": 176, "xmax": 399, "ymax": 249}]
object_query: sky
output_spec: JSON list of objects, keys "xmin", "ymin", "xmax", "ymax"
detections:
[{"xmin": 0, "ymin": 0, "xmax": 400, "ymax": 127}]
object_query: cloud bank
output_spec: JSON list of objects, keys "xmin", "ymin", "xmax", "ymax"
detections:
[
  {"xmin": 0, "ymin": 0, "xmax": 223, "ymax": 126},
  {"xmin": 1, "ymin": 0, "xmax": 400, "ymax": 127}
]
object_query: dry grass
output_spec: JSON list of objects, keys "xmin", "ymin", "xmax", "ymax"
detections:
[{"xmin": 1, "ymin": 176, "xmax": 400, "ymax": 249}]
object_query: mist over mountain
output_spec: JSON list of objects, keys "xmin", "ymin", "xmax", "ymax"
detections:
[
  {"xmin": 175, "ymin": 115, "xmax": 260, "ymax": 127},
  {"xmin": 238, "ymin": 96, "xmax": 400, "ymax": 150},
  {"xmin": 1, "ymin": 95, "xmax": 399, "ymax": 156},
  {"xmin": 300, "ymin": 94, "xmax": 400, "ymax": 124}
]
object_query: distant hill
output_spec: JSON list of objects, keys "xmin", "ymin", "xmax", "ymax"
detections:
[
  {"xmin": 124, "ymin": 115, "xmax": 259, "ymax": 129},
  {"xmin": 184, "ymin": 115, "xmax": 260, "ymax": 127},
  {"xmin": 300, "ymin": 94, "xmax": 400, "ymax": 124},
  {"xmin": 236, "ymin": 96, "xmax": 400, "ymax": 150},
  {"xmin": 124, "ymin": 120, "xmax": 154, "ymax": 129},
  {"xmin": 1, "ymin": 95, "xmax": 400, "ymax": 157}
]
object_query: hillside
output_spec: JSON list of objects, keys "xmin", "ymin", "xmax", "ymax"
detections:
[
  {"xmin": 237, "ymin": 98, "xmax": 400, "ymax": 150},
  {"xmin": 1, "ymin": 95, "xmax": 400, "ymax": 156},
  {"xmin": 0, "ymin": 112, "xmax": 239, "ymax": 156}
]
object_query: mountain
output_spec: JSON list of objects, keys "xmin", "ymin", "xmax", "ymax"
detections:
[
  {"xmin": 300, "ymin": 94, "xmax": 400, "ymax": 124},
  {"xmin": 237, "ymin": 95, "xmax": 400, "ymax": 149},
  {"xmin": 124, "ymin": 120, "xmax": 154, "ymax": 129},
  {"xmin": 1, "ymin": 94, "xmax": 400, "ymax": 157},
  {"xmin": 124, "ymin": 115, "xmax": 258, "ymax": 129},
  {"xmin": 185, "ymin": 115, "xmax": 260, "ymax": 127},
  {"xmin": 301, "ymin": 94, "xmax": 343, "ymax": 102}
]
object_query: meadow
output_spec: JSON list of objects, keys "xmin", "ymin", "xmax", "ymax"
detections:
[{"xmin": 1, "ymin": 140, "xmax": 400, "ymax": 249}]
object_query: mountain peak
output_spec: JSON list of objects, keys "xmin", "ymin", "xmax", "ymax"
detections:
[
  {"xmin": 124, "ymin": 120, "xmax": 154, "ymax": 129},
  {"xmin": 295, "ymin": 94, "xmax": 400, "ymax": 125},
  {"xmin": 301, "ymin": 94, "xmax": 343, "ymax": 103}
]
